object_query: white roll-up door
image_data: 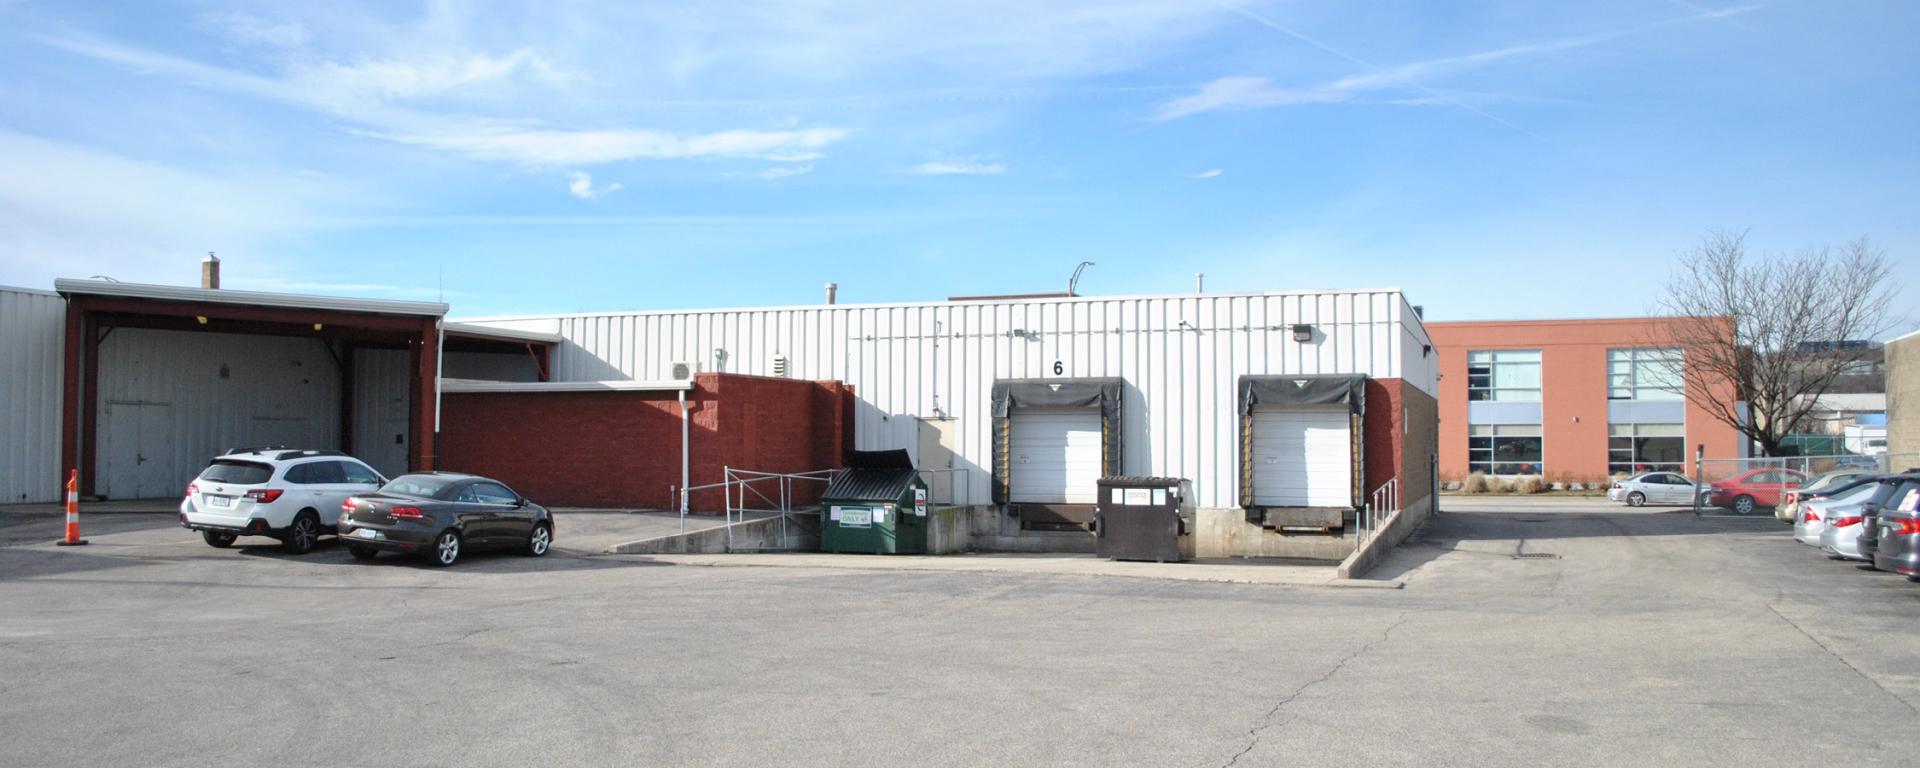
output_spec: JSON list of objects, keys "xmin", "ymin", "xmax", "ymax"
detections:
[
  {"xmin": 1252, "ymin": 405, "xmax": 1353, "ymax": 507},
  {"xmin": 1009, "ymin": 407, "xmax": 1103, "ymax": 504}
]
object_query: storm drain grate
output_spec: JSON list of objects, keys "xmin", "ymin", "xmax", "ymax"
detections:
[{"xmin": 1512, "ymin": 552, "xmax": 1561, "ymax": 560}]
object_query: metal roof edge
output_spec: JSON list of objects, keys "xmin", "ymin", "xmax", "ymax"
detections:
[
  {"xmin": 0, "ymin": 284, "xmax": 62, "ymax": 297},
  {"xmin": 448, "ymin": 286, "xmax": 1411, "ymax": 323},
  {"xmin": 439, "ymin": 378, "xmax": 693, "ymax": 393},
  {"xmin": 54, "ymin": 279, "xmax": 449, "ymax": 317},
  {"xmin": 443, "ymin": 321, "xmax": 563, "ymax": 344}
]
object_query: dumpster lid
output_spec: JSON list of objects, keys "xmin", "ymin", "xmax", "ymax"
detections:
[
  {"xmin": 823, "ymin": 450, "xmax": 919, "ymax": 502},
  {"xmin": 1099, "ymin": 476, "xmax": 1187, "ymax": 486}
]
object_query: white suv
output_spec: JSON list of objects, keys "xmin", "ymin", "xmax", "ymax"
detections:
[{"xmin": 179, "ymin": 449, "xmax": 388, "ymax": 554}]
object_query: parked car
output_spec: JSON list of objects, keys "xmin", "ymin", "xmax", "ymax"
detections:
[
  {"xmin": 1776, "ymin": 470, "xmax": 1879, "ymax": 522},
  {"xmin": 1815, "ymin": 489, "xmax": 1882, "ymax": 560},
  {"xmin": 1608, "ymin": 472, "xmax": 1701, "ymax": 507},
  {"xmin": 180, "ymin": 449, "xmax": 387, "ymax": 553},
  {"xmin": 1706, "ymin": 468, "xmax": 1810, "ymax": 515},
  {"xmin": 337, "ymin": 472, "xmax": 552, "ymax": 567},
  {"xmin": 1867, "ymin": 477, "xmax": 1920, "ymax": 577},
  {"xmin": 1794, "ymin": 483, "xmax": 1877, "ymax": 546}
]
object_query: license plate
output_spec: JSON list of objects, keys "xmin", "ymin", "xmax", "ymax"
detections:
[
  {"xmin": 354, "ymin": 528, "xmax": 381, "ymax": 540},
  {"xmin": 206, "ymin": 495, "xmax": 233, "ymax": 509}
]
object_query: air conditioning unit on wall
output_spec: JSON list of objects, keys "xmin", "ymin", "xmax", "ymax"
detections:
[{"xmin": 670, "ymin": 361, "xmax": 701, "ymax": 381}]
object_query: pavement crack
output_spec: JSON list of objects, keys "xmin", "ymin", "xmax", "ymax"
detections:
[
  {"xmin": 1767, "ymin": 603, "xmax": 1919, "ymax": 716},
  {"xmin": 1216, "ymin": 613, "xmax": 1410, "ymax": 768}
]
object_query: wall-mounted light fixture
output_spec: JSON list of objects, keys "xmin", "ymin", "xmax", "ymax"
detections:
[{"xmin": 1291, "ymin": 324, "xmax": 1314, "ymax": 343}]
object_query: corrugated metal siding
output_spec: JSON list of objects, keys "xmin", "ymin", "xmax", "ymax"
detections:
[
  {"xmin": 0, "ymin": 288, "xmax": 65, "ymax": 503},
  {"xmin": 352, "ymin": 349, "xmax": 411, "ymax": 477},
  {"xmin": 462, "ymin": 290, "xmax": 1434, "ymax": 508},
  {"xmin": 94, "ymin": 329, "xmax": 341, "ymax": 498}
]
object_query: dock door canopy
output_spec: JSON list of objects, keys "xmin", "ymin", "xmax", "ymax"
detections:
[
  {"xmin": 1238, "ymin": 375, "xmax": 1365, "ymax": 514},
  {"xmin": 990, "ymin": 378, "xmax": 1123, "ymax": 506}
]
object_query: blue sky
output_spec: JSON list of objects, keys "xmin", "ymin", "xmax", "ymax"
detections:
[{"xmin": 0, "ymin": 0, "xmax": 1914, "ymax": 320}]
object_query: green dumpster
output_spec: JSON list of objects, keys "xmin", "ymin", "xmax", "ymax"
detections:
[{"xmin": 819, "ymin": 450, "xmax": 930, "ymax": 555}]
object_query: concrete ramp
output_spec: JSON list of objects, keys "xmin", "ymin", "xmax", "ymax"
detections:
[{"xmin": 608, "ymin": 511, "xmax": 819, "ymax": 554}]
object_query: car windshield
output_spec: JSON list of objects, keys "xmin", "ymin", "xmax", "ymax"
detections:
[
  {"xmin": 199, "ymin": 460, "xmax": 273, "ymax": 485},
  {"xmin": 380, "ymin": 475, "xmax": 459, "ymax": 500}
]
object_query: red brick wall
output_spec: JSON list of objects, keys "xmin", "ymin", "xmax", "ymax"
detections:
[
  {"xmin": 1362, "ymin": 378, "xmax": 1435, "ymax": 507},
  {"xmin": 438, "ymin": 373, "xmax": 853, "ymax": 509}
]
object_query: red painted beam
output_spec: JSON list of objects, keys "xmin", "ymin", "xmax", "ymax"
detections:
[
  {"xmin": 59, "ymin": 305, "xmax": 82, "ymax": 501},
  {"xmin": 81, "ymin": 314, "xmax": 100, "ymax": 497}
]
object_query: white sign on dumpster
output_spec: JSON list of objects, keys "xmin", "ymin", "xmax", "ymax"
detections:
[{"xmin": 914, "ymin": 488, "xmax": 927, "ymax": 516}]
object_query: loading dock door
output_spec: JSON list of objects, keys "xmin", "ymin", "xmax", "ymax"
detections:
[
  {"xmin": 1251, "ymin": 405, "xmax": 1353, "ymax": 508},
  {"xmin": 1008, "ymin": 408, "xmax": 1103, "ymax": 505}
]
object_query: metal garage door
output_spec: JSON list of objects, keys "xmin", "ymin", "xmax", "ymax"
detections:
[
  {"xmin": 1009, "ymin": 408, "xmax": 1103, "ymax": 504},
  {"xmin": 1252, "ymin": 405, "xmax": 1352, "ymax": 507}
]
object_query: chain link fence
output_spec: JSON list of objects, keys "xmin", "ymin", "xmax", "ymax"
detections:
[{"xmin": 1691, "ymin": 453, "xmax": 1920, "ymax": 516}]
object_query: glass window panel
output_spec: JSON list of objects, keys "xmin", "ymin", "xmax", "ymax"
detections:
[
  {"xmin": 1637, "ymin": 437, "xmax": 1684, "ymax": 464},
  {"xmin": 1469, "ymin": 437, "xmax": 1492, "ymax": 450},
  {"xmin": 1495, "ymin": 425, "xmax": 1541, "ymax": 436},
  {"xmin": 1469, "ymin": 425, "xmax": 1495, "ymax": 436},
  {"xmin": 1492, "ymin": 363, "xmax": 1540, "ymax": 389},
  {"xmin": 1637, "ymin": 423, "xmax": 1684, "ymax": 437}
]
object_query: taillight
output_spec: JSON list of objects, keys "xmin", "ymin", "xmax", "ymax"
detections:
[
  {"xmin": 245, "ymin": 489, "xmax": 284, "ymax": 503},
  {"xmin": 1610, "ymin": 482, "xmax": 1621, "ymax": 490},
  {"xmin": 1832, "ymin": 516, "xmax": 1863, "ymax": 528},
  {"xmin": 388, "ymin": 506, "xmax": 423, "ymax": 519},
  {"xmin": 342, "ymin": 498, "xmax": 358, "ymax": 513},
  {"xmin": 1803, "ymin": 512, "xmax": 1819, "ymax": 523},
  {"xmin": 185, "ymin": 482, "xmax": 198, "ymax": 498},
  {"xmin": 1785, "ymin": 493, "xmax": 1797, "ymax": 505},
  {"xmin": 1892, "ymin": 519, "xmax": 1920, "ymax": 536}
]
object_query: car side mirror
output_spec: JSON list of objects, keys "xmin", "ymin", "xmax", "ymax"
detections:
[{"xmin": 515, "ymin": 497, "xmax": 527, "ymax": 508}]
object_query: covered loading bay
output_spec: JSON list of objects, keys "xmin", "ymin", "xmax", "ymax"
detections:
[
  {"xmin": 991, "ymin": 378, "xmax": 1123, "ymax": 530},
  {"xmin": 1238, "ymin": 375, "xmax": 1366, "ymax": 529},
  {"xmin": 55, "ymin": 280, "xmax": 448, "ymax": 499}
]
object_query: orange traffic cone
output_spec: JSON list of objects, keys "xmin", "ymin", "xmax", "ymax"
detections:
[{"xmin": 55, "ymin": 469, "xmax": 88, "ymax": 546}]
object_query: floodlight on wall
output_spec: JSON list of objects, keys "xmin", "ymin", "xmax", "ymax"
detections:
[{"xmin": 1291, "ymin": 324, "xmax": 1313, "ymax": 342}]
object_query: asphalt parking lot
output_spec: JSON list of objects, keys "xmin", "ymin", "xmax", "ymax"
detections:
[{"xmin": 3, "ymin": 498, "xmax": 1918, "ymax": 767}]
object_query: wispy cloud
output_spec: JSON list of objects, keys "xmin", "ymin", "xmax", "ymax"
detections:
[
  {"xmin": 1189, "ymin": 169, "xmax": 1222, "ymax": 179},
  {"xmin": 567, "ymin": 171, "xmax": 622, "ymax": 199},
  {"xmin": 907, "ymin": 157, "xmax": 1007, "ymax": 176},
  {"xmin": 38, "ymin": 35, "xmax": 848, "ymax": 169},
  {"xmin": 758, "ymin": 164, "xmax": 815, "ymax": 179},
  {"xmin": 1161, "ymin": 3, "xmax": 1770, "ymax": 124},
  {"xmin": 200, "ymin": 12, "xmax": 309, "ymax": 48}
]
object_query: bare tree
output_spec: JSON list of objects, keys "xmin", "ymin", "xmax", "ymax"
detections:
[{"xmin": 1655, "ymin": 230, "xmax": 1898, "ymax": 457}]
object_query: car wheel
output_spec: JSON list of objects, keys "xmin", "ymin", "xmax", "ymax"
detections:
[
  {"xmin": 1626, "ymin": 491, "xmax": 1646, "ymax": 507},
  {"xmin": 429, "ymin": 530, "xmax": 461, "ymax": 568},
  {"xmin": 1732, "ymin": 495, "xmax": 1756, "ymax": 515},
  {"xmin": 202, "ymin": 530, "xmax": 237, "ymax": 548},
  {"xmin": 281, "ymin": 512, "xmax": 320, "ymax": 554},
  {"xmin": 347, "ymin": 544, "xmax": 379, "ymax": 560},
  {"xmin": 523, "ymin": 523, "xmax": 552, "ymax": 557}
]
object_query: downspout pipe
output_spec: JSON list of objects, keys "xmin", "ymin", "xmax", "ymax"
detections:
[{"xmin": 679, "ymin": 389, "xmax": 691, "ymax": 520}]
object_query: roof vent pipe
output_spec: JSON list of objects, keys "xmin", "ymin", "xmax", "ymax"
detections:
[
  {"xmin": 202, "ymin": 252, "xmax": 220, "ymax": 290},
  {"xmin": 1195, "ymin": 272, "xmax": 1204, "ymax": 293},
  {"xmin": 825, "ymin": 282, "xmax": 838, "ymax": 305}
]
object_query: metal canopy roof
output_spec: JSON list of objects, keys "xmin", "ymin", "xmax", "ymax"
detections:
[
  {"xmin": 54, "ymin": 279, "xmax": 449, "ymax": 317},
  {"xmin": 443, "ymin": 321, "xmax": 563, "ymax": 345}
]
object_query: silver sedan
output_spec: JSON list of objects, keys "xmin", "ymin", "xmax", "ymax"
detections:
[{"xmin": 1608, "ymin": 472, "xmax": 1701, "ymax": 507}]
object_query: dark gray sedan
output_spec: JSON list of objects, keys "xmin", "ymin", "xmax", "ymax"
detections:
[
  {"xmin": 337, "ymin": 473, "xmax": 553, "ymax": 567},
  {"xmin": 1872, "ymin": 481, "xmax": 1920, "ymax": 579}
]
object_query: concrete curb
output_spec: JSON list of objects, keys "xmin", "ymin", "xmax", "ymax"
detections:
[{"xmin": 623, "ymin": 553, "xmax": 1404, "ymax": 590}]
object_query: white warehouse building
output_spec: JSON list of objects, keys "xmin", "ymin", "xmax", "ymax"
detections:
[{"xmin": 457, "ymin": 288, "xmax": 1439, "ymax": 555}]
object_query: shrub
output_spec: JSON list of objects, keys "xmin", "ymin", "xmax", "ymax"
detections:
[
  {"xmin": 1461, "ymin": 472, "xmax": 1489, "ymax": 494},
  {"xmin": 1513, "ymin": 475, "xmax": 1547, "ymax": 494},
  {"xmin": 1486, "ymin": 476, "xmax": 1513, "ymax": 494}
]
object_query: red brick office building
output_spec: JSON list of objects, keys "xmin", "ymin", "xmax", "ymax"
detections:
[{"xmin": 1427, "ymin": 317, "xmax": 1741, "ymax": 483}]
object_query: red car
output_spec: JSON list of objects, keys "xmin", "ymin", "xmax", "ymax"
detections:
[{"xmin": 1707, "ymin": 468, "xmax": 1810, "ymax": 515}]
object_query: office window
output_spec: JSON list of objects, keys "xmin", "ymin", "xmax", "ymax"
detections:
[
  {"xmin": 1608, "ymin": 348, "xmax": 1684, "ymax": 400},
  {"xmin": 1467, "ymin": 350, "xmax": 1542, "ymax": 402},
  {"xmin": 1608, "ymin": 423, "xmax": 1685, "ymax": 474},
  {"xmin": 1469, "ymin": 424, "xmax": 1543, "ymax": 475}
]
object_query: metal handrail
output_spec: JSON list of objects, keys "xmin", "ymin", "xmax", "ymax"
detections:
[{"xmin": 1360, "ymin": 477, "xmax": 1399, "ymax": 544}]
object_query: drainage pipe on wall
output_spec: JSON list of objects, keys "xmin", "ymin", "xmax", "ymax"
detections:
[{"xmin": 679, "ymin": 389, "xmax": 691, "ymax": 529}]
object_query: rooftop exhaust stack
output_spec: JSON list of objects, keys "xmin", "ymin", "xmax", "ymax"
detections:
[
  {"xmin": 825, "ymin": 282, "xmax": 838, "ymax": 305},
  {"xmin": 1196, "ymin": 273, "xmax": 1204, "ymax": 293},
  {"xmin": 202, "ymin": 252, "xmax": 220, "ymax": 290}
]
